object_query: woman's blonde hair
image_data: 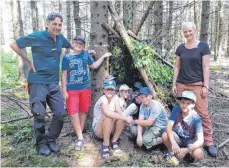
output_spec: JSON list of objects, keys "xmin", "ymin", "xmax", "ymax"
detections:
[{"xmin": 182, "ymin": 22, "xmax": 196, "ymax": 30}]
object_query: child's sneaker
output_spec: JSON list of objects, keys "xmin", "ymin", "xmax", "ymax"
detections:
[{"xmin": 165, "ymin": 152, "xmax": 179, "ymax": 166}]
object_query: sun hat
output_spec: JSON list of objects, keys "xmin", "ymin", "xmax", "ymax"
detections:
[
  {"xmin": 119, "ymin": 84, "xmax": 130, "ymax": 91},
  {"xmin": 177, "ymin": 90, "xmax": 196, "ymax": 103},
  {"xmin": 73, "ymin": 35, "xmax": 85, "ymax": 44},
  {"xmin": 139, "ymin": 87, "xmax": 152, "ymax": 95},
  {"xmin": 103, "ymin": 79, "xmax": 116, "ymax": 90}
]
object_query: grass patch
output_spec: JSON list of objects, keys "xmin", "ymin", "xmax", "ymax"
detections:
[
  {"xmin": 1, "ymin": 139, "xmax": 68, "ymax": 167},
  {"xmin": 1, "ymin": 119, "xmax": 69, "ymax": 167},
  {"xmin": 211, "ymin": 65, "xmax": 221, "ymax": 71},
  {"xmin": 1, "ymin": 51, "xmax": 21, "ymax": 88},
  {"xmin": 1, "ymin": 108, "xmax": 22, "ymax": 121}
]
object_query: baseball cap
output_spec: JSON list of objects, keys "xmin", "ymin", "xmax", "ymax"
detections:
[
  {"xmin": 139, "ymin": 87, "xmax": 152, "ymax": 95},
  {"xmin": 103, "ymin": 79, "xmax": 116, "ymax": 90},
  {"xmin": 119, "ymin": 84, "xmax": 130, "ymax": 91},
  {"xmin": 73, "ymin": 35, "xmax": 85, "ymax": 44},
  {"xmin": 177, "ymin": 90, "xmax": 196, "ymax": 103}
]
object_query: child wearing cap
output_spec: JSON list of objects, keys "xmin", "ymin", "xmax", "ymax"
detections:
[
  {"xmin": 123, "ymin": 90, "xmax": 142, "ymax": 118},
  {"xmin": 118, "ymin": 84, "xmax": 131, "ymax": 112},
  {"xmin": 92, "ymin": 77, "xmax": 133, "ymax": 159},
  {"xmin": 162, "ymin": 90, "xmax": 204, "ymax": 165},
  {"xmin": 61, "ymin": 35, "xmax": 112, "ymax": 151},
  {"xmin": 127, "ymin": 87, "xmax": 168, "ymax": 149}
]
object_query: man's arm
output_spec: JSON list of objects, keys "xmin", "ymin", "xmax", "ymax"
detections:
[
  {"xmin": 61, "ymin": 70, "xmax": 68, "ymax": 101},
  {"xmin": 10, "ymin": 41, "xmax": 35, "ymax": 72}
]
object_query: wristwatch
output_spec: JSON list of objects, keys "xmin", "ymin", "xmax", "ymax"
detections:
[{"xmin": 203, "ymin": 85, "xmax": 209, "ymax": 90}]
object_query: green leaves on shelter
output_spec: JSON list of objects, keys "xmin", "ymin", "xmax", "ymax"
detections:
[{"xmin": 131, "ymin": 40, "xmax": 173, "ymax": 87}]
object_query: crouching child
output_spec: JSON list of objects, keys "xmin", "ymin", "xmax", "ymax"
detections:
[
  {"xmin": 92, "ymin": 78, "xmax": 133, "ymax": 159},
  {"xmin": 127, "ymin": 87, "xmax": 168, "ymax": 149},
  {"xmin": 162, "ymin": 90, "xmax": 204, "ymax": 165}
]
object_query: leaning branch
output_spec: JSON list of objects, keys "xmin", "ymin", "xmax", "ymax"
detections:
[{"xmin": 108, "ymin": 2, "xmax": 156, "ymax": 97}]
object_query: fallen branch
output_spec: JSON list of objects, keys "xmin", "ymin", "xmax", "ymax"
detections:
[
  {"xmin": 218, "ymin": 139, "xmax": 229, "ymax": 149},
  {"xmin": 214, "ymin": 122, "xmax": 229, "ymax": 127}
]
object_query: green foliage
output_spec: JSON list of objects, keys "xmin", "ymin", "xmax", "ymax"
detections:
[
  {"xmin": 131, "ymin": 40, "xmax": 173, "ymax": 87},
  {"xmin": 1, "ymin": 51, "xmax": 21, "ymax": 88},
  {"xmin": 1, "ymin": 121, "xmax": 33, "ymax": 143},
  {"xmin": 1, "ymin": 139, "xmax": 68, "ymax": 167}
]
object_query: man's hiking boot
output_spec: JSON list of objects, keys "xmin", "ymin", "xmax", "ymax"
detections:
[
  {"xmin": 38, "ymin": 143, "xmax": 51, "ymax": 156},
  {"xmin": 48, "ymin": 141, "xmax": 60, "ymax": 153},
  {"xmin": 206, "ymin": 145, "xmax": 217, "ymax": 157}
]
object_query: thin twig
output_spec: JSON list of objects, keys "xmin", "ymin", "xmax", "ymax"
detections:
[{"xmin": 218, "ymin": 139, "xmax": 229, "ymax": 149}]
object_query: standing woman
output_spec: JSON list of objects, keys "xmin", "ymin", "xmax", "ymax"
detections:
[{"xmin": 172, "ymin": 22, "xmax": 217, "ymax": 157}]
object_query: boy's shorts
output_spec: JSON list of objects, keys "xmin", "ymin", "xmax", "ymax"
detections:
[
  {"xmin": 66, "ymin": 88, "xmax": 91, "ymax": 115},
  {"xmin": 173, "ymin": 131, "xmax": 202, "ymax": 149}
]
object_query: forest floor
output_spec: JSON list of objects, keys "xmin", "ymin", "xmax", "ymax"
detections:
[{"xmin": 1, "ymin": 57, "xmax": 229, "ymax": 167}]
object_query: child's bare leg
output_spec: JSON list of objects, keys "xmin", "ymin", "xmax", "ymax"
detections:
[
  {"xmin": 162, "ymin": 132, "xmax": 173, "ymax": 152},
  {"xmin": 79, "ymin": 112, "xmax": 87, "ymax": 132},
  {"xmin": 192, "ymin": 148, "xmax": 204, "ymax": 161},
  {"xmin": 112, "ymin": 120, "xmax": 125, "ymax": 142},
  {"xmin": 95, "ymin": 116, "xmax": 114, "ymax": 146},
  {"xmin": 70, "ymin": 113, "xmax": 83, "ymax": 139}
]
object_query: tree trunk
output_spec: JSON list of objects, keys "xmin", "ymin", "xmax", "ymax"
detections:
[
  {"xmin": 214, "ymin": 1, "xmax": 223, "ymax": 61},
  {"xmin": 59, "ymin": 0, "xmax": 62, "ymax": 12},
  {"xmin": 227, "ymin": 23, "xmax": 229, "ymax": 57},
  {"xmin": 17, "ymin": 1, "xmax": 28, "ymax": 81},
  {"xmin": 199, "ymin": 1, "xmax": 210, "ymax": 42},
  {"xmin": 123, "ymin": 1, "xmax": 133, "ymax": 31},
  {"xmin": 73, "ymin": 1, "xmax": 81, "ymax": 35},
  {"xmin": 217, "ymin": 1, "xmax": 224, "ymax": 60},
  {"xmin": 65, "ymin": 1, "xmax": 71, "ymax": 54},
  {"xmin": 0, "ymin": 3, "xmax": 4, "ymax": 45},
  {"xmin": 30, "ymin": 1, "xmax": 39, "ymax": 31},
  {"xmin": 134, "ymin": 1, "xmax": 154, "ymax": 36},
  {"xmin": 10, "ymin": 0, "xmax": 18, "ymax": 40},
  {"xmin": 164, "ymin": 1, "xmax": 173, "ymax": 59},
  {"xmin": 214, "ymin": 1, "xmax": 219, "ymax": 61},
  {"xmin": 153, "ymin": 1, "xmax": 163, "ymax": 53},
  {"xmin": 89, "ymin": 1, "xmax": 110, "ymax": 118}
]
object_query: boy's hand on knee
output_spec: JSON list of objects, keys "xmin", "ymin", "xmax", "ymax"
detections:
[
  {"xmin": 136, "ymin": 135, "xmax": 143, "ymax": 147},
  {"xmin": 176, "ymin": 148, "xmax": 189, "ymax": 159},
  {"xmin": 171, "ymin": 141, "xmax": 180, "ymax": 155}
]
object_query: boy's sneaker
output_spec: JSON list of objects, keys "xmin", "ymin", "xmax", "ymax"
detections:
[{"xmin": 165, "ymin": 152, "xmax": 179, "ymax": 166}]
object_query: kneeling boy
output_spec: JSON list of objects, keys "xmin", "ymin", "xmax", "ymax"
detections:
[
  {"xmin": 128, "ymin": 87, "xmax": 168, "ymax": 149},
  {"xmin": 162, "ymin": 90, "xmax": 204, "ymax": 164}
]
